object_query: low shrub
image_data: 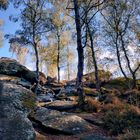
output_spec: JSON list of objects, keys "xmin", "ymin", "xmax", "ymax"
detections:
[
  {"xmin": 104, "ymin": 77, "xmax": 131, "ymax": 91},
  {"xmin": 118, "ymin": 129, "xmax": 140, "ymax": 140},
  {"xmin": 122, "ymin": 89, "xmax": 140, "ymax": 107},
  {"xmin": 100, "ymin": 88, "xmax": 121, "ymax": 104},
  {"xmin": 101, "ymin": 99, "xmax": 122, "ymax": 113},
  {"xmin": 84, "ymin": 97, "xmax": 101, "ymax": 112},
  {"xmin": 102, "ymin": 103, "xmax": 140, "ymax": 135}
]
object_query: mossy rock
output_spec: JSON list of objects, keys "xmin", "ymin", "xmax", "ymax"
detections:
[
  {"xmin": 84, "ymin": 87, "xmax": 99, "ymax": 97},
  {"xmin": 22, "ymin": 93, "xmax": 36, "ymax": 110},
  {"xmin": 0, "ymin": 82, "xmax": 36, "ymax": 140},
  {"xmin": 103, "ymin": 77, "xmax": 131, "ymax": 91}
]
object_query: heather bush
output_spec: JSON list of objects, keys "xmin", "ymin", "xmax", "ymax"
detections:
[{"xmin": 103, "ymin": 103, "xmax": 140, "ymax": 135}]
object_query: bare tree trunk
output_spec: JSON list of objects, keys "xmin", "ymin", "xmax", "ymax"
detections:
[
  {"xmin": 33, "ymin": 21, "xmax": 40, "ymax": 94},
  {"xmin": 120, "ymin": 35, "xmax": 136, "ymax": 89},
  {"xmin": 116, "ymin": 45, "xmax": 128, "ymax": 80},
  {"xmin": 74, "ymin": 0, "xmax": 85, "ymax": 106},
  {"xmin": 34, "ymin": 43, "xmax": 40, "ymax": 94},
  {"xmin": 87, "ymin": 26, "xmax": 101, "ymax": 92},
  {"xmin": 57, "ymin": 30, "xmax": 60, "ymax": 83}
]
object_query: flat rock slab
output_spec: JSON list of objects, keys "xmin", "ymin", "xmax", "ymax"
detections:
[
  {"xmin": 44, "ymin": 100, "xmax": 78, "ymax": 111},
  {"xmin": 32, "ymin": 107, "xmax": 92, "ymax": 135},
  {"xmin": 72, "ymin": 113, "xmax": 104, "ymax": 126}
]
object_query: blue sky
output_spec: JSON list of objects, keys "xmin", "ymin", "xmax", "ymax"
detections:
[{"xmin": 0, "ymin": 4, "xmax": 20, "ymax": 58}]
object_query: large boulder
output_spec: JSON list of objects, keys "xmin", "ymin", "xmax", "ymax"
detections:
[
  {"xmin": 0, "ymin": 57, "xmax": 37, "ymax": 84},
  {"xmin": 0, "ymin": 82, "xmax": 36, "ymax": 140},
  {"xmin": 31, "ymin": 107, "xmax": 92, "ymax": 135}
]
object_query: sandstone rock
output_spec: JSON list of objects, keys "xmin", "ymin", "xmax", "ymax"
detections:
[
  {"xmin": 37, "ymin": 85, "xmax": 55, "ymax": 95},
  {"xmin": 0, "ymin": 57, "xmax": 37, "ymax": 84},
  {"xmin": 0, "ymin": 82, "xmax": 36, "ymax": 140},
  {"xmin": 0, "ymin": 74, "xmax": 32, "ymax": 89},
  {"xmin": 37, "ymin": 93, "xmax": 55, "ymax": 102},
  {"xmin": 45, "ymin": 78, "xmax": 64, "ymax": 94},
  {"xmin": 44, "ymin": 100, "xmax": 78, "ymax": 111},
  {"xmin": 56, "ymin": 85, "xmax": 77, "ymax": 100},
  {"xmin": 32, "ymin": 107, "xmax": 92, "ymax": 135}
]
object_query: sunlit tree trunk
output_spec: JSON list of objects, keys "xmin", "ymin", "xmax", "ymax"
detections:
[
  {"xmin": 87, "ymin": 25, "xmax": 101, "ymax": 92},
  {"xmin": 67, "ymin": 45, "xmax": 70, "ymax": 80},
  {"xmin": 57, "ymin": 30, "xmax": 60, "ymax": 83}
]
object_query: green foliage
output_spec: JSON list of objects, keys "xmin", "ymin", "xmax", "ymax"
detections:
[
  {"xmin": 0, "ymin": 0, "xmax": 8, "ymax": 10},
  {"xmin": 103, "ymin": 104, "xmax": 140, "ymax": 135},
  {"xmin": 120, "ymin": 2, "xmax": 127, "ymax": 10}
]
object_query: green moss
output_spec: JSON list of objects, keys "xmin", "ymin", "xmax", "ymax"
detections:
[
  {"xmin": 84, "ymin": 87, "xmax": 98, "ymax": 97},
  {"xmin": 22, "ymin": 93, "xmax": 36, "ymax": 110}
]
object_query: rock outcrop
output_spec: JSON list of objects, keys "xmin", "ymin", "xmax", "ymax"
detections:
[
  {"xmin": 0, "ymin": 57, "xmax": 100, "ymax": 139},
  {"xmin": 0, "ymin": 58, "xmax": 38, "ymax": 140},
  {"xmin": 0, "ymin": 57, "xmax": 37, "ymax": 84},
  {"xmin": 0, "ymin": 82, "xmax": 36, "ymax": 140}
]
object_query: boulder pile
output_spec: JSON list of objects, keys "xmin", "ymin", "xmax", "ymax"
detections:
[
  {"xmin": 0, "ymin": 58, "xmax": 36, "ymax": 140},
  {"xmin": 0, "ymin": 57, "xmax": 104, "ymax": 140}
]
